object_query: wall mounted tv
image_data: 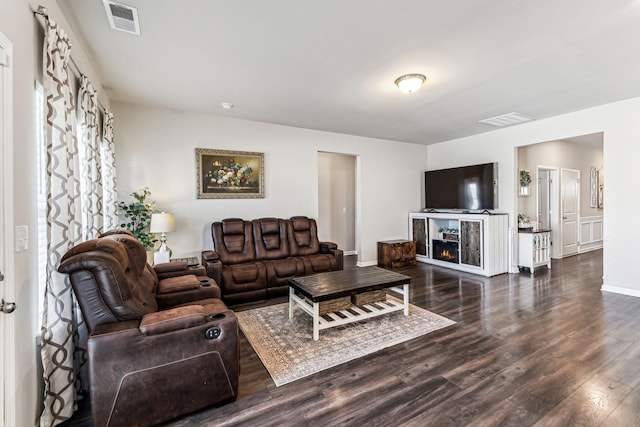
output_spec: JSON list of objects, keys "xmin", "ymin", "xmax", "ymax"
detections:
[{"xmin": 424, "ymin": 162, "xmax": 498, "ymax": 211}]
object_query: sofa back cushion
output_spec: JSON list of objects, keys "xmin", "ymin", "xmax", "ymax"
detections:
[
  {"xmin": 212, "ymin": 218, "xmax": 256, "ymax": 264},
  {"xmin": 253, "ymin": 218, "xmax": 290, "ymax": 260},
  {"xmin": 287, "ymin": 216, "xmax": 321, "ymax": 256}
]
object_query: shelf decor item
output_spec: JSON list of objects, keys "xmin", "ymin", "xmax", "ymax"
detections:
[
  {"xmin": 519, "ymin": 170, "xmax": 531, "ymax": 197},
  {"xmin": 196, "ymin": 148, "xmax": 264, "ymax": 199}
]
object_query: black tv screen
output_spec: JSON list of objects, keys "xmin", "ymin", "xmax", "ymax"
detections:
[{"xmin": 424, "ymin": 163, "xmax": 497, "ymax": 210}]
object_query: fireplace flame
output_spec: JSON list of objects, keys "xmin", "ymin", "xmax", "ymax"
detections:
[{"xmin": 441, "ymin": 249, "xmax": 455, "ymax": 260}]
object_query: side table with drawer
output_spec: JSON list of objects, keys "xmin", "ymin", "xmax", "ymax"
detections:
[{"xmin": 377, "ymin": 240, "xmax": 417, "ymax": 269}]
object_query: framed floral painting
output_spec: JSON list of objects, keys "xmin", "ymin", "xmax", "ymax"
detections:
[{"xmin": 196, "ymin": 148, "xmax": 264, "ymax": 199}]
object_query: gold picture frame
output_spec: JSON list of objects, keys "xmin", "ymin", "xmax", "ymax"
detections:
[{"xmin": 196, "ymin": 148, "xmax": 264, "ymax": 199}]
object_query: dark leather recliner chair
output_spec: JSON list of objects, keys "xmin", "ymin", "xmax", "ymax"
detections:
[{"xmin": 58, "ymin": 230, "xmax": 239, "ymax": 427}]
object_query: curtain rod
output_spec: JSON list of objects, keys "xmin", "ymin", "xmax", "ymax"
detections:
[{"xmin": 33, "ymin": 5, "xmax": 109, "ymax": 115}]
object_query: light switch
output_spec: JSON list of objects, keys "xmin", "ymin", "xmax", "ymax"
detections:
[{"xmin": 15, "ymin": 225, "xmax": 28, "ymax": 252}]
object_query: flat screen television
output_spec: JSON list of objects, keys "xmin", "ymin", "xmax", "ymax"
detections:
[{"xmin": 424, "ymin": 162, "xmax": 498, "ymax": 211}]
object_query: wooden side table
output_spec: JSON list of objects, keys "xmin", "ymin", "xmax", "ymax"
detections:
[{"xmin": 377, "ymin": 240, "xmax": 416, "ymax": 269}]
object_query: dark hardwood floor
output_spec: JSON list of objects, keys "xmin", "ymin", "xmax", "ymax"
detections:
[{"xmin": 64, "ymin": 250, "xmax": 640, "ymax": 426}]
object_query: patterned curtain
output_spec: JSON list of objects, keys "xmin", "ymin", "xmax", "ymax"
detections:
[
  {"xmin": 78, "ymin": 75, "xmax": 102, "ymax": 239},
  {"xmin": 102, "ymin": 110, "xmax": 118, "ymax": 229},
  {"xmin": 39, "ymin": 19, "xmax": 118, "ymax": 426},
  {"xmin": 39, "ymin": 19, "xmax": 84, "ymax": 427}
]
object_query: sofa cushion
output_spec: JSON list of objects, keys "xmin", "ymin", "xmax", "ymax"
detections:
[
  {"xmin": 253, "ymin": 218, "xmax": 290, "ymax": 260},
  {"xmin": 287, "ymin": 216, "xmax": 321, "ymax": 256},
  {"xmin": 221, "ymin": 262, "xmax": 267, "ymax": 295},
  {"xmin": 263, "ymin": 257, "xmax": 304, "ymax": 288},
  {"xmin": 212, "ymin": 219, "xmax": 256, "ymax": 264},
  {"xmin": 300, "ymin": 253, "xmax": 337, "ymax": 274}
]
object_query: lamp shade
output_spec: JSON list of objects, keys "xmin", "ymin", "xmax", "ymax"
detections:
[
  {"xmin": 149, "ymin": 212, "xmax": 176, "ymax": 233},
  {"xmin": 394, "ymin": 73, "xmax": 426, "ymax": 93}
]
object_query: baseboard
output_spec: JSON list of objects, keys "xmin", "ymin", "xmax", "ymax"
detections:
[
  {"xmin": 344, "ymin": 250, "xmax": 358, "ymax": 256},
  {"xmin": 356, "ymin": 260, "xmax": 377, "ymax": 267},
  {"xmin": 601, "ymin": 285, "xmax": 640, "ymax": 298},
  {"xmin": 579, "ymin": 242, "xmax": 603, "ymax": 253}
]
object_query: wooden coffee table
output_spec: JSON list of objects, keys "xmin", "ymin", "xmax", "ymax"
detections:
[{"xmin": 288, "ymin": 266, "xmax": 411, "ymax": 340}]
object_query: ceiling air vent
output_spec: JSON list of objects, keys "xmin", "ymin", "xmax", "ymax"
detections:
[
  {"xmin": 479, "ymin": 112, "xmax": 532, "ymax": 127},
  {"xmin": 103, "ymin": 0, "xmax": 140, "ymax": 35}
]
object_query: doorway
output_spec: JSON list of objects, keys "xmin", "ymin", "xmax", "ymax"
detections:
[
  {"xmin": 536, "ymin": 167, "xmax": 560, "ymax": 258},
  {"xmin": 317, "ymin": 152, "xmax": 357, "ymax": 255},
  {"xmin": 518, "ymin": 133, "xmax": 602, "ymax": 262}
]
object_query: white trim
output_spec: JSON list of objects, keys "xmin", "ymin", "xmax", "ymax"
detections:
[
  {"xmin": 601, "ymin": 285, "xmax": 640, "ymax": 298},
  {"xmin": 0, "ymin": 29, "xmax": 15, "ymax": 427},
  {"xmin": 356, "ymin": 260, "xmax": 377, "ymax": 267},
  {"xmin": 343, "ymin": 250, "xmax": 357, "ymax": 256},
  {"xmin": 578, "ymin": 215, "xmax": 603, "ymax": 253}
]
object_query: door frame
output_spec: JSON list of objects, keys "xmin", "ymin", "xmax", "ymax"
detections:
[
  {"xmin": 0, "ymin": 29, "xmax": 15, "ymax": 427},
  {"xmin": 536, "ymin": 166, "xmax": 560, "ymax": 258}
]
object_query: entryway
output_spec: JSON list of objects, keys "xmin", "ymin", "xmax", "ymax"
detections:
[
  {"xmin": 517, "ymin": 133, "xmax": 603, "ymax": 262},
  {"xmin": 317, "ymin": 152, "xmax": 357, "ymax": 257}
]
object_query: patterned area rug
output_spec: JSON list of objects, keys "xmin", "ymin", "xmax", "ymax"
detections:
[{"xmin": 236, "ymin": 301, "xmax": 455, "ymax": 386}]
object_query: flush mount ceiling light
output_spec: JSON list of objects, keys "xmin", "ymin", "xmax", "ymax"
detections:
[{"xmin": 394, "ymin": 73, "xmax": 426, "ymax": 93}]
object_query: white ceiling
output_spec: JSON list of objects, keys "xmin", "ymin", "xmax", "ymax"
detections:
[{"xmin": 57, "ymin": 0, "xmax": 640, "ymax": 145}]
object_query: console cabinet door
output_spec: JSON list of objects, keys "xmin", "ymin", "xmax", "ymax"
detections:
[
  {"xmin": 460, "ymin": 220, "xmax": 482, "ymax": 268},
  {"xmin": 411, "ymin": 217, "xmax": 428, "ymax": 257}
]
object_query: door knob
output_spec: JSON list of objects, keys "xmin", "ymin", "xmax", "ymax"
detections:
[
  {"xmin": 1, "ymin": 299, "xmax": 16, "ymax": 314},
  {"xmin": 0, "ymin": 270, "xmax": 4, "ymax": 281}
]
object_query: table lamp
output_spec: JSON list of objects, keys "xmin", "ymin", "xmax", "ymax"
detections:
[{"xmin": 150, "ymin": 212, "xmax": 176, "ymax": 264}]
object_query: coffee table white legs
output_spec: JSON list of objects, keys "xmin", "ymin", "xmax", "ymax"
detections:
[
  {"xmin": 289, "ymin": 287, "xmax": 295, "ymax": 318},
  {"xmin": 312, "ymin": 302, "xmax": 320, "ymax": 341},
  {"xmin": 403, "ymin": 283, "xmax": 409, "ymax": 316},
  {"xmin": 289, "ymin": 282, "xmax": 411, "ymax": 341}
]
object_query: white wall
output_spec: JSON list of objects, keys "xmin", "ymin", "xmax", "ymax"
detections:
[
  {"xmin": 318, "ymin": 152, "xmax": 356, "ymax": 252},
  {"xmin": 427, "ymin": 96, "xmax": 640, "ymax": 296},
  {"xmin": 112, "ymin": 103, "xmax": 428, "ymax": 264},
  {"xmin": 0, "ymin": 1, "xmax": 110, "ymax": 425}
]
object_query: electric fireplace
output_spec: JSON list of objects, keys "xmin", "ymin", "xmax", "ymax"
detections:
[{"xmin": 433, "ymin": 240, "xmax": 459, "ymax": 264}]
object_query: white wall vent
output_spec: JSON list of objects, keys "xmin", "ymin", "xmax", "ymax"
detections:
[
  {"xmin": 479, "ymin": 112, "xmax": 532, "ymax": 127},
  {"xmin": 103, "ymin": 1, "xmax": 140, "ymax": 35}
]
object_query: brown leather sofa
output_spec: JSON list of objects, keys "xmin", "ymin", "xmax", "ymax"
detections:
[
  {"xmin": 58, "ymin": 230, "xmax": 239, "ymax": 427},
  {"xmin": 202, "ymin": 216, "xmax": 343, "ymax": 305}
]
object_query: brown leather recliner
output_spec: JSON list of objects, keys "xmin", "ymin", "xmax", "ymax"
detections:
[{"xmin": 58, "ymin": 230, "xmax": 239, "ymax": 427}]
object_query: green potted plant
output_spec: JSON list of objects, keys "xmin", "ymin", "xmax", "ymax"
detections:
[
  {"xmin": 118, "ymin": 187, "xmax": 157, "ymax": 250},
  {"xmin": 519, "ymin": 170, "xmax": 531, "ymax": 196}
]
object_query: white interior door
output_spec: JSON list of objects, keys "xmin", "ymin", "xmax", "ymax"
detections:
[{"xmin": 561, "ymin": 168, "xmax": 580, "ymax": 256}]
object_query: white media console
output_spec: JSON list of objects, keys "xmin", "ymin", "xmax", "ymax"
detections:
[{"xmin": 409, "ymin": 212, "xmax": 509, "ymax": 277}]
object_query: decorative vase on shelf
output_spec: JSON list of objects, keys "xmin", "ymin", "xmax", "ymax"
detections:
[{"xmin": 519, "ymin": 186, "xmax": 530, "ymax": 197}]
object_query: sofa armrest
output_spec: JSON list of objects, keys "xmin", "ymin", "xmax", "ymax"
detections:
[
  {"xmin": 154, "ymin": 261, "xmax": 206, "ymax": 279},
  {"xmin": 139, "ymin": 305, "xmax": 206, "ymax": 335},
  {"xmin": 202, "ymin": 250, "xmax": 223, "ymax": 285},
  {"xmin": 320, "ymin": 241, "xmax": 338, "ymax": 252},
  {"xmin": 155, "ymin": 278, "xmax": 221, "ymax": 309},
  {"xmin": 320, "ymin": 242, "xmax": 343, "ymax": 271}
]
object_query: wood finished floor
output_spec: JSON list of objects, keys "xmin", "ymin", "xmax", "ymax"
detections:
[{"xmin": 65, "ymin": 250, "xmax": 640, "ymax": 426}]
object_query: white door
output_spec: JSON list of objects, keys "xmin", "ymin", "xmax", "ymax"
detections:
[{"xmin": 561, "ymin": 168, "xmax": 580, "ymax": 256}]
